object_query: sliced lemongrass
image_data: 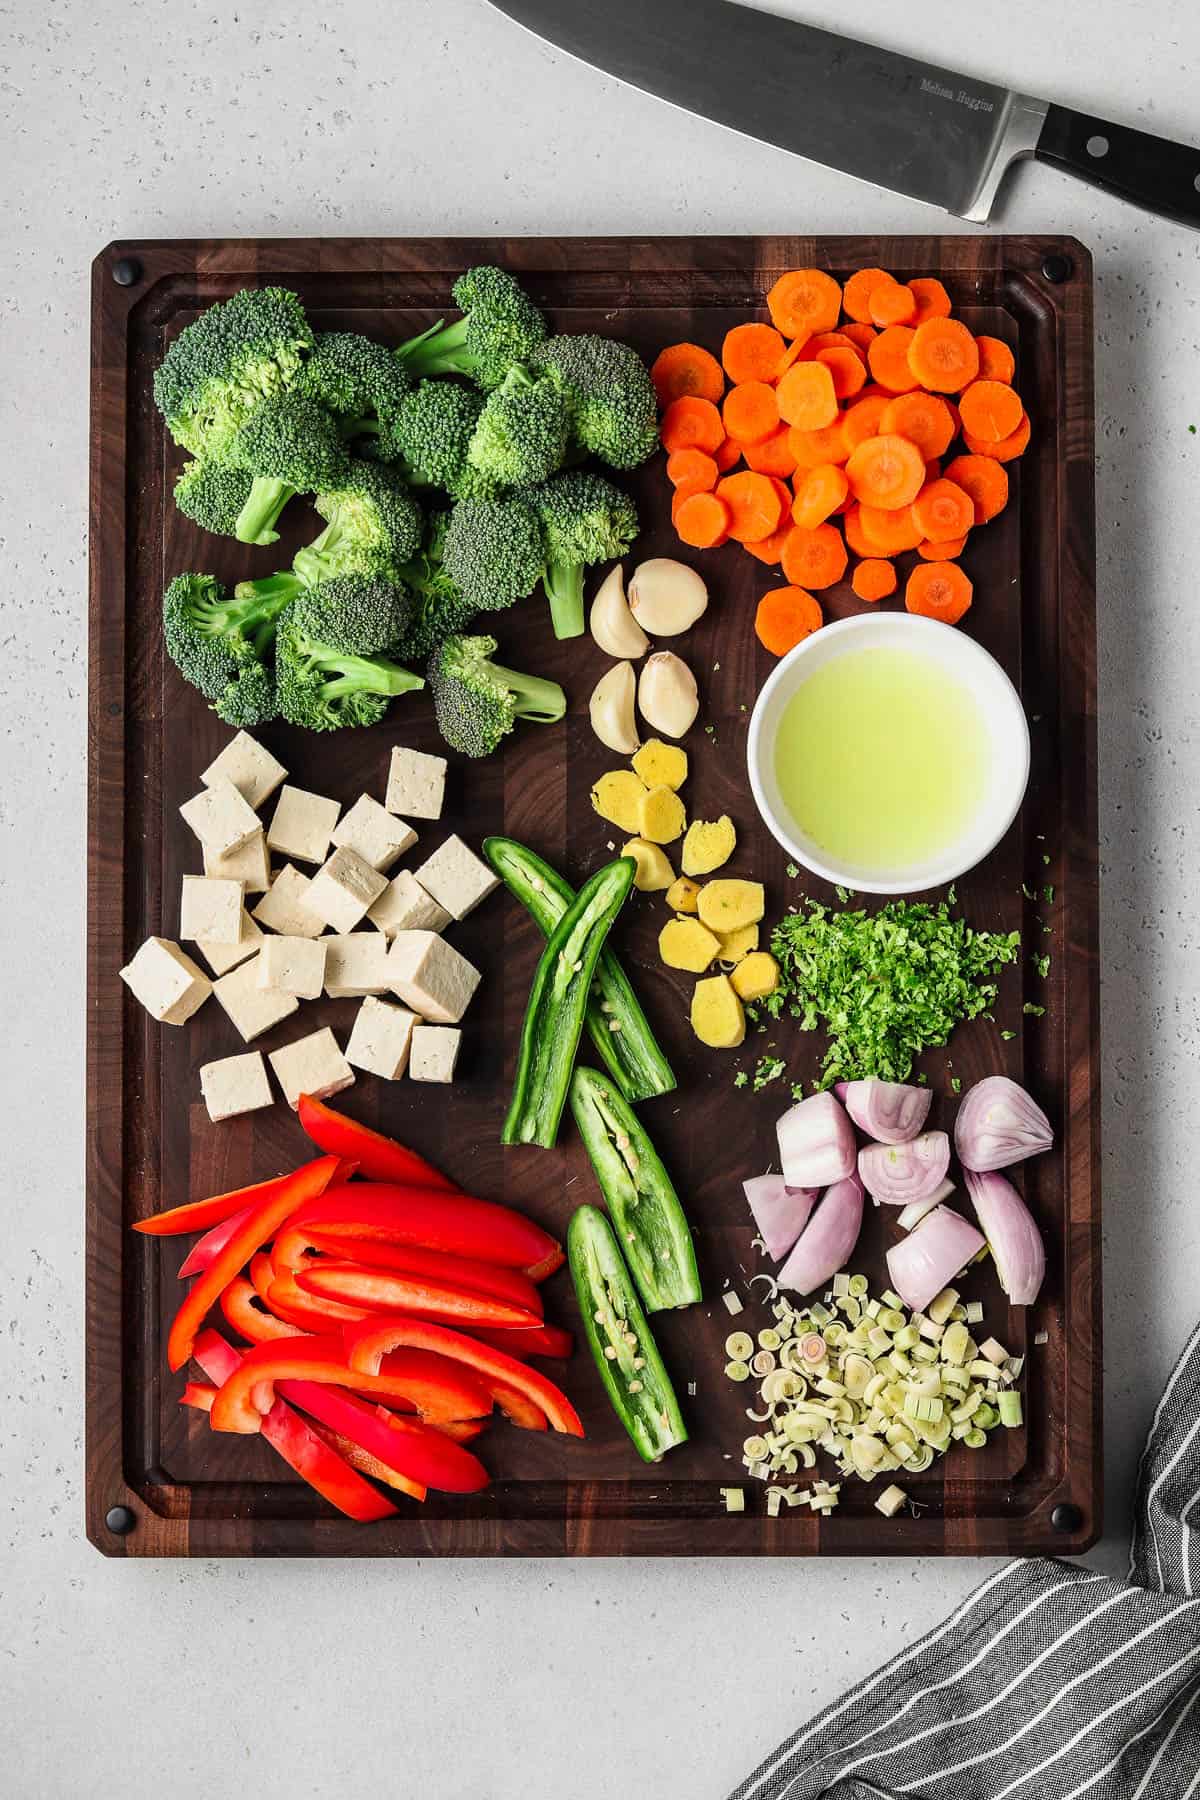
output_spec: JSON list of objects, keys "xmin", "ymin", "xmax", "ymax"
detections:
[
  {"xmin": 979, "ymin": 1336, "xmax": 1009, "ymax": 1365},
  {"xmin": 998, "ymin": 1390, "xmax": 1023, "ymax": 1428},
  {"xmin": 725, "ymin": 1360, "xmax": 751, "ymax": 1382},
  {"xmin": 757, "ymin": 1327, "xmax": 782, "ymax": 1351},
  {"xmin": 725, "ymin": 1331, "xmax": 754, "ymax": 1360},
  {"xmin": 963, "ymin": 1428, "xmax": 988, "ymax": 1448},
  {"xmin": 721, "ymin": 1486, "xmax": 745, "ymax": 1512},
  {"xmin": 722, "ymin": 1290, "xmax": 743, "ymax": 1315},
  {"xmin": 927, "ymin": 1287, "xmax": 960, "ymax": 1325},
  {"xmin": 964, "ymin": 1300, "xmax": 985, "ymax": 1324}
]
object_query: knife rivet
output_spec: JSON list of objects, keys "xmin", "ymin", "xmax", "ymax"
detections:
[
  {"xmin": 105, "ymin": 1504, "xmax": 137, "ymax": 1536},
  {"xmin": 1041, "ymin": 254, "xmax": 1072, "ymax": 285},
  {"xmin": 1051, "ymin": 1501, "xmax": 1083, "ymax": 1533},
  {"xmin": 112, "ymin": 257, "xmax": 142, "ymax": 288}
]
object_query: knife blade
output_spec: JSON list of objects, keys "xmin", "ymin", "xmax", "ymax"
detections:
[{"xmin": 486, "ymin": 0, "xmax": 1200, "ymax": 229}]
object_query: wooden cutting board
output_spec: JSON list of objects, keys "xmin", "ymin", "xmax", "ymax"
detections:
[{"xmin": 87, "ymin": 235, "xmax": 1099, "ymax": 1557}]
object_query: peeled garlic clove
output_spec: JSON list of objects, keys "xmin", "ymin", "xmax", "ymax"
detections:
[
  {"xmin": 638, "ymin": 652, "xmax": 699, "ymax": 740},
  {"xmin": 628, "ymin": 558, "xmax": 708, "ymax": 636},
  {"xmin": 589, "ymin": 661, "xmax": 641, "ymax": 755},
  {"xmin": 589, "ymin": 564, "xmax": 649, "ymax": 660}
]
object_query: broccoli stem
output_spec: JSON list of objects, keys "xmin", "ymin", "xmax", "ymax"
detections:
[
  {"xmin": 319, "ymin": 656, "xmax": 425, "ymax": 700},
  {"xmin": 542, "ymin": 561, "xmax": 585, "ymax": 640},
  {"xmin": 235, "ymin": 476, "xmax": 296, "ymax": 546},
  {"xmin": 491, "ymin": 664, "xmax": 567, "ymax": 724},
  {"xmin": 234, "ymin": 570, "xmax": 306, "ymax": 613},
  {"xmin": 395, "ymin": 315, "xmax": 471, "ymax": 380}
]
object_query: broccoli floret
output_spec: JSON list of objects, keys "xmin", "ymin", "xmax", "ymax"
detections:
[
  {"xmin": 291, "ymin": 574, "xmax": 413, "ymax": 657},
  {"xmin": 428, "ymin": 633, "xmax": 566, "ymax": 758},
  {"xmin": 466, "ymin": 364, "xmax": 569, "ymax": 487},
  {"xmin": 441, "ymin": 494, "xmax": 545, "ymax": 612},
  {"xmin": 297, "ymin": 330, "xmax": 412, "ymax": 452},
  {"xmin": 392, "ymin": 514, "xmax": 478, "ymax": 661},
  {"xmin": 396, "ymin": 266, "xmax": 546, "ymax": 390},
  {"xmin": 532, "ymin": 333, "xmax": 658, "ymax": 470},
  {"xmin": 153, "ymin": 287, "xmax": 314, "ymax": 461},
  {"xmin": 226, "ymin": 391, "xmax": 350, "ymax": 546},
  {"xmin": 275, "ymin": 584, "xmax": 423, "ymax": 732},
  {"xmin": 173, "ymin": 460, "xmax": 256, "ymax": 538},
  {"xmin": 292, "ymin": 458, "xmax": 424, "ymax": 586},
  {"xmin": 162, "ymin": 572, "xmax": 284, "ymax": 725},
  {"xmin": 527, "ymin": 470, "xmax": 639, "ymax": 639},
  {"xmin": 384, "ymin": 379, "xmax": 496, "ymax": 499}
]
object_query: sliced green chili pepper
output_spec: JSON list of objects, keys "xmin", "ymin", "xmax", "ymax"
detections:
[
  {"xmin": 569, "ymin": 1065, "xmax": 701, "ymax": 1312},
  {"xmin": 568, "ymin": 1204, "xmax": 687, "ymax": 1464},
  {"xmin": 483, "ymin": 836, "xmax": 675, "ymax": 1104},
  {"xmin": 501, "ymin": 857, "xmax": 635, "ymax": 1149}
]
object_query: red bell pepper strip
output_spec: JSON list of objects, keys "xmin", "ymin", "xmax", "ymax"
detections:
[
  {"xmin": 216, "ymin": 1331, "xmax": 490, "ymax": 1423},
  {"xmin": 191, "ymin": 1328, "xmax": 403, "ymax": 1519},
  {"xmin": 166, "ymin": 1156, "xmax": 340, "ymax": 1371},
  {"xmin": 489, "ymin": 1384, "xmax": 548, "ymax": 1430},
  {"xmin": 219, "ymin": 1276, "xmax": 308, "ymax": 1345},
  {"xmin": 135, "ymin": 1171, "xmax": 295, "ymax": 1239},
  {"xmin": 430, "ymin": 1417, "xmax": 487, "ymax": 1443},
  {"xmin": 273, "ymin": 1226, "xmax": 545, "ymax": 1318},
  {"xmin": 303, "ymin": 1410, "xmax": 430, "ymax": 1498},
  {"xmin": 296, "ymin": 1261, "xmax": 544, "ymax": 1331},
  {"xmin": 181, "ymin": 1380, "xmax": 218, "ymax": 1411},
  {"xmin": 297, "ymin": 1094, "xmax": 456, "ymax": 1191},
  {"xmin": 343, "ymin": 1317, "xmax": 584, "ymax": 1438},
  {"xmin": 466, "ymin": 1323, "xmax": 575, "ymax": 1361},
  {"xmin": 266, "ymin": 1271, "xmax": 372, "ymax": 1332},
  {"xmin": 177, "ymin": 1203, "xmax": 256, "ymax": 1278},
  {"xmin": 250, "ymin": 1250, "xmax": 276, "ymax": 1302},
  {"xmin": 292, "ymin": 1182, "xmax": 564, "ymax": 1281}
]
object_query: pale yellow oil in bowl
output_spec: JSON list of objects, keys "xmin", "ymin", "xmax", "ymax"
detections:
[{"xmin": 773, "ymin": 647, "xmax": 992, "ymax": 875}]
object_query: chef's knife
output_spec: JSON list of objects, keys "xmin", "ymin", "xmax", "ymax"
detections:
[{"xmin": 485, "ymin": 0, "xmax": 1200, "ymax": 229}]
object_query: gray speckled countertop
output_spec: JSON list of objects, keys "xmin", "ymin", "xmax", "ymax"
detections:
[{"xmin": 2, "ymin": 1, "xmax": 1199, "ymax": 1793}]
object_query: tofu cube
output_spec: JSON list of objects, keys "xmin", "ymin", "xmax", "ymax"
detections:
[
  {"xmin": 413, "ymin": 835, "xmax": 499, "ymax": 920},
  {"xmin": 180, "ymin": 777, "xmax": 262, "ymax": 857},
  {"xmin": 180, "ymin": 875, "xmax": 244, "ymax": 945},
  {"xmin": 257, "ymin": 934, "xmax": 328, "ymax": 999},
  {"xmin": 409, "ymin": 1025, "xmax": 462, "ymax": 1084},
  {"xmin": 345, "ymin": 996, "xmax": 417, "ymax": 1079},
  {"xmin": 387, "ymin": 931, "xmax": 480, "ymax": 1024},
  {"xmin": 368, "ymin": 870, "xmax": 452, "ymax": 939},
  {"xmin": 199, "ymin": 1051, "xmax": 273, "ymax": 1122},
  {"xmin": 323, "ymin": 933, "xmax": 392, "ymax": 999},
  {"xmin": 331, "ymin": 794, "xmax": 418, "ymax": 872},
  {"xmin": 268, "ymin": 1027, "xmax": 355, "ymax": 1110},
  {"xmin": 119, "ymin": 936, "xmax": 212, "ymax": 1026},
  {"xmin": 306, "ymin": 846, "xmax": 388, "ymax": 932},
  {"xmin": 201, "ymin": 731, "xmax": 287, "ymax": 810},
  {"xmin": 267, "ymin": 784, "xmax": 340, "ymax": 865},
  {"xmin": 386, "ymin": 745, "xmax": 447, "ymax": 820},
  {"xmin": 212, "ymin": 952, "xmax": 300, "ymax": 1042},
  {"xmin": 203, "ymin": 828, "xmax": 271, "ymax": 893},
  {"xmin": 196, "ymin": 909, "xmax": 263, "ymax": 977},
  {"xmin": 251, "ymin": 864, "xmax": 325, "ymax": 938}
]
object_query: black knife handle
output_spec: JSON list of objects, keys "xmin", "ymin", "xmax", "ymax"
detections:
[{"xmin": 1036, "ymin": 103, "xmax": 1200, "ymax": 229}]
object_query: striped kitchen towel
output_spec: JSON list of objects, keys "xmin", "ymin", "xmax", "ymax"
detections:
[{"xmin": 730, "ymin": 1319, "xmax": 1200, "ymax": 1799}]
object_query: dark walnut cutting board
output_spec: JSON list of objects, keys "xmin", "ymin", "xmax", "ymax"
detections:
[{"xmin": 87, "ymin": 235, "xmax": 1098, "ymax": 1557}]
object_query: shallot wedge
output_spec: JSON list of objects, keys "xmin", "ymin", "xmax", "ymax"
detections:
[
  {"xmin": 955, "ymin": 1075, "xmax": 1053, "ymax": 1172},
  {"xmin": 776, "ymin": 1173, "xmax": 865, "ymax": 1297},
  {"xmin": 886, "ymin": 1205, "xmax": 985, "ymax": 1315},
  {"xmin": 964, "ymin": 1169, "xmax": 1046, "ymax": 1305},
  {"xmin": 858, "ymin": 1131, "xmax": 950, "ymax": 1207},
  {"xmin": 742, "ymin": 1174, "xmax": 819, "ymax": 1264},
  {"xmin": 835, "ymin": 1079, "xmax": 932, "ymax": 1145},
  {"xmin": 777, "ymin": 1091, "xmax": 856, "ymax": 1190}
]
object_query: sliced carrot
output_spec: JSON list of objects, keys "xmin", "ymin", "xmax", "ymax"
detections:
[
  {"xmin": 781, "ymin": 522, "xmax": 848, "ymax": 590},
  {"xmin": 842, "ymin": 268, "xmax": 895, "ymax": 324},
  {"xmin": 907, "ymin": 318, "xmax": 980, "ymax": 393},
  {"xmin": 912, "ymin": 477, "xmax": 975, "ymax": 542},
  {"xmin": 840, "ymin": 322, "xmax": 878, "ymax": 355},
  {"xmin": 792, "ymin": 463, "xmax": 849, "ymax": 530},
  {"xmin": 868, "ymin": 326, "xmax": 920, "ymax": 394},
  {"xmin": 722, "ymin": 322, "xmax": 787, "ymax": 384},
  {"xmin": 744, "ymin": 521, "xmax": 794, "ymax": 566},
  {"xmin": 845, "ymin": 433, "xmax": 927, "ymax": 510},
  {"xmin": 799, "ymin": 330, "xmax": 857, "ymax": 360},
  {"xmin": 816, "ymin": 345, "xmax": 867, "ymax": 400},
  {"xmin": 722, "ymin": 380, "xmax": 780, "ymax": 445},
  {"xmin": 713, "ymin": 436, "xmax": 743, "ymax": 472},
  {"xmin": 671, "ymin": 481, "xmax": 711, "ymax": 520},
  {"xmin": 766, "ymin": 268, "xmax": 842, "ymax": 340},
  {"xmin": 766, "ymin": 474, "xmax": 795, "ymax": 516},
  {"xmin": 869, "ymin": 281, "xmax": 917, "ymax": 327},
  {"xmin": 776, "ymin": 361, "xmax": 839, "ymax": 431},
  {"xmin": 852, "ymin": 558, "xmax": 898, "ymax": 602},
  {"xmin": 878, "ymin": 391, "xmax": 955, "ymax": 460},
  {"xmin": 650, "ymin": 342, "xmax": 724, "ymax": 408},
  {"xmin": 905, "ymin": 560, "xmax": 973, "ymax": 625},
  {"xmin": 906, "ymin": 278, "xmax": 952, "ymax": 326},
  {"xmin": 666, "ymin": 447, "xmax": 718, "ymax": 491},
  {"xmin": 716, "ymin": 471, "xmax": 782, "ymax": 544},
  {"xmin": 742, "ymin": 425, "xmax": 798, "ymax": 478},
  {"xmin": 858, "ymin": 504, "xmax": 924, "ymax": 555},
  {"xmin": 755, "ymin": 586, "xmax": 824, "ymax": 655},
  {"xmin": 788, "ymin": 421, "xmax": 851, "ymax": 468},
  {"xmin": 975, "ymin": 335, "xmax": 1016, "ymax": 384},
  {"xmin": 673, "ymin": 489, "xmax": 731, "ymax": 548},
  {"xmin": 963, "ymin": 413, "xmax": 1031, "ymax": 463},
  {"xmin": 918, "ymin": 533, "xmax": 969, "ymax": 560},
  {"xmin": 841, "ymin": 393, "xmax": 891, "ymax": 454},
  {"xmin": 775, "ymin": 336, "xmax": 808, "ymax": 376},
  {"xmin": 945, "ymin": 453, "xmax": 1009, "ymax": 524},
  {"xmin": 958, "ymin": 379, "xmax": 1024, "ymax": 444},
  {"xmin": 842, "ymin": 505, "xmax": 874, "ymax": 560},
  {"xmin": 660, "ymin": 395, "xmax": 724, "ymax": 454}
]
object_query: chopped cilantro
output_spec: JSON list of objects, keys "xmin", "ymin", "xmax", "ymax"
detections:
[
  {"xmin": 733, "ymin": 1071, "xmax": 748, "ymax": 1089},
  {"xmin": 753, "ymin": 1055, "xmax": 786, "ymax": 1092},
  {"xmin": 1042, "ymin": 853, "xmax": 1050, "ymax": 866},
  {"xmin": 1023, "ymin": 1003, "xmax": 1045, "ymax": 1017},
  {"xmin": 1033, "ymin": 952, "xmax": 1050, "ymax": 979},
  {"xmin": 950, "ymin": 1076, "xmax": 962, "ymax": 1094},
  {"xmin": 1000, "ymin": 1029, "xmax": 1017, "ymax": 1041},
  {"xmin": 786, "ymin": 862, "xmax": 800, "ymax": 880},
  {"xmin": 1044, "ymin": 884, "xmax": 1055, "ymax": 904},
  {"xmin": 1021, "ymin": 882, "xmax": 1036, "ymax": 900},
  {"xmin": 835, "ymin": 885, "xmax": 854, "ymax": 903},
  {"xmin": 946, "ymin": 884, "xmax": 957, "ymax": 904}
]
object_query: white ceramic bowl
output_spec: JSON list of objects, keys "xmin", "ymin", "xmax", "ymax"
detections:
[{"xmin": 746, "ymin": 613, "xmax": 1030, "ymax": 895}]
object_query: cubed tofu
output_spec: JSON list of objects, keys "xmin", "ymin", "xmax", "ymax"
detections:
[
  {"xmin": 196, "ymin": 908, "xmax": 263, "ymax": 977},
  {"xmin": 251, "ymin": 864, "xmax": 325, "ymax": 938},
  {"xmin": 267, "ymin": 784, "xmax": 340, "ymax": 865},
  {"xmin": 203, "ymin": 828, "xmax": 271, "ymax": 893},
  {"xmin": 386, "ymin": 745, "xmax": 447, "ymax": 820},
  {"xmin": 119, "ymin": 937, "xmax": 212, "ymax": 1025},
  {"xmin": 180, "ymin": 777, "xmax": 262, "ymax": 857},
  {"xmin": 323, "ymin": 933, "xmax": 392, "ymax": 999},
  {"xmin": 212, "ymin": 952, "xmax": 300, "ymax": 1042},
  {"xmin": 331, "ymin": 794, "xmax": 418, "ymax": 872},
  {"xmin": 345, "ymin": 995, "xmax": 417, "ymax": 1079},
  {"xmin": 306, "ymin": 846, "xmax": 388, "ymax": 932},
  {"xmin": 268, "ymin": 1027, "xmax": 355, "ymax": 1110},
  {"xmin": 257, "ymin": 935, "xmax": 328, "ymax": 999},
  {"xmin": 387, "ymin": 931, "xmax": 480, "ymax": 1024},
  {"xmin": 409, "ymin": 1025, "xmax": 462, "ymax": 1084},
  {"xmin": 180, "ymin": 875, "xmax": 244, "ymax": 945},
  {"xmin": 199, "ymin": 1051, "xmax": 273, "ymax": 1122},
  {"xmin": 413, "ymin": 835, "xmax": 499, "ymax": 920},
  {"xmin": 201, "ymin": 731, "xmax": 287, "ymax": 810},
  {"xmin": 368, "ymin": 870, "xmax": 452, "ymax": 938}
]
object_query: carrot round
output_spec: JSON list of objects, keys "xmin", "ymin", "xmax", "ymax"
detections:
[
  {"xmin": 755, "ymin": 586, "xmax": 824, "ymax": 655},
  {"xmin": 722, "ymin": 322, "xmax": 787, "ymax": 384},
  {"xmin": 945, "ymin": 453, "xmax": 1009, "ymax": 524},
  {"xmin": 775, "ymin": 336, "xmax": 808, "ymax": 377},
  {"xmin": 868, "ymin": 326, "xmax": 920, "ymax": 394},
  {"xmin": 879, "ymin": 391, "xmax": 955, "ymax": 460},
  {"xmin": 671, "ymin": 481, "xmax": 711, "ymax": 520},
  {"xmin": 674, "ymin": 490, "xmax": 730, "ymax": 548},
  {"xmin": 651, "ymin": 342, "xmax": 724, "ymax": 408},
  {"xmin": 722, "ymin": 380, "xmax": 780, "ymax": 444},
  {"xmin": 781, "ymin": 522, "xmax": 847, "ymax": 590},
  {"xmin": 713, "ymin": 436, "xmax": 742, "ymax": 472},
  {"xmin": 905, "ymin": 560, "xmax": 973, "ymax": 625},
  {"xmin": 963, "ymin": 413, "xmax": 1031, "ymax": 463},
  {"xmin": 912, "ymin": 477, "xmax": 975, "ymax": 542},
  {"xmin": 799, "ymin": 330, "xmax": 856, "ymax": 359},
  {"xmin": 816, "ymin": 345, "xmax": 867, "ymax": 400},
  {"xmin": 766, "ymin": 268, "xmax": 842, "ymax": 340},
  {"xmin": 869, "ymin": 281, "xmax": 917, "ymax": 327},
  {"xmin": 840, "ymin": 322, "xmax": 878, "ymax": 355},
  {"xmin": 975, "ymin": 335, "xmax": 1016, "ymax": 384},
  {"xmin": 776, "ymin": 360, "xmax": 839, "ymax": 431},
  {"xmin": 742, "ymin": 425, "xmax": 798, "ymax": 478},
  {"xmin": 907, "ymin": 318, "xmax": 980, "ymax": 393},
  {"xmin": 744, "ymin": 521, "xmax": 794, "ymax": 566},
  {"xmin": 918, "ymin": 533, "xmax": 969, "ymax": 560},
  {"xmin": 851, "ymin": 558, "xmax": 898, "ymax": 602},
  {"xmin": 666, "ymin": 447, "xmax": 718, "ymax": 490},
  {"xmin": 858, "ymin": 504, "xmax": 924, "ymax": 556},
  {"xmin": 841, "ymin": 393, "xmax": 890, "ymax": 454},
  {"xmin": 792, "ymin": 463, "xmax": 850, "ymax": 531},
  {"xmin": 716, "ymin": 470, "xmax": 783, "ymax": 544},
  {"xmin": 660, "ymin": 395, "xmax": 724, "ymax": 454},
  {"xmin": 842, "ymin": 267, "xmax": 895, "ymax": 324},
  {"xmin": 906, "ymin": 278, "xmax": 952, "ymax": 325},
  {"xmin": 841, "ymin": 505, "xmax": 873, "ymax": 559},
  {"xmin": 958, "ymin": 380, "xmax": 1023, "ymax": 444},
  {"xmin": 845, "ymin": 433, "xmax": 926, "ymax": 510},
  {"xmin": 788, "ymin": 421, "xmax": 850, "ymax": 469}
]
